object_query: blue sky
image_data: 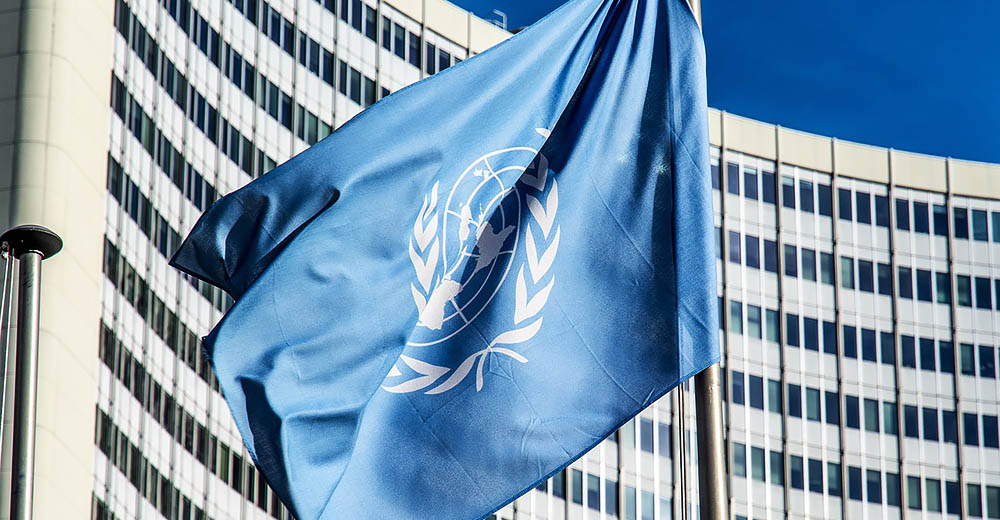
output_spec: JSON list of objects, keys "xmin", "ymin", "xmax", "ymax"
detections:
[{"xmin": 451, "ymin": 0, "xmax": 1000, "ymax": 164}]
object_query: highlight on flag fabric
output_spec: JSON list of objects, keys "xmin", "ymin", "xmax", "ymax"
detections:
[{"xmin": 169, "ymin": 0, "xmax": 717, "ymax": 517}]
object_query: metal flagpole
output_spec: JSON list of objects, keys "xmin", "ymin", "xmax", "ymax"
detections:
[
  {"xmin": 1, "ymin": 225, "xmax": 62, "ymax": 520},
  {"xmin": 684, "ymin": 0, "xmax": 729, "ymax": 519}
]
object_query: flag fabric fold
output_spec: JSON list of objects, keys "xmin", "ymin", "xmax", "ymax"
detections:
[{"xmin": 170, "ymin": 0, "xmax": 717, "ymax": 517}]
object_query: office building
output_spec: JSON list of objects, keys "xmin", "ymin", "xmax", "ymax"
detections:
[{"xmin": 0, "ymin": 0, "xmax": 998, "ymax": 519}]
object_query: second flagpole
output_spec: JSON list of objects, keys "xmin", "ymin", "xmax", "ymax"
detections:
[{"xmin": 685, "ymin": 0, "xmax": 730, "ymax": 519}]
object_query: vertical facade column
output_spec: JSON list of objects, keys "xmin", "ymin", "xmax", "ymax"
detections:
[
  {"xmin": 944, "ymin": 158, "xmax": 969, "ymax": 519},
  {"xmin": 829, "ymin": 139, "xmax": 849, "ymax": 519},
  {"xmin": 771, "ymin": 127, "xmax": 792, "ymax": 519},
  {"xmin": 885, "ymin": 150, "xmax": 911, "ymax": 515}
]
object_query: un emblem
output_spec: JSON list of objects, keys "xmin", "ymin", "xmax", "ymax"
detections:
[{"xmin": 383, "ymin": 130, "xmax": 560, "ymax": 395}]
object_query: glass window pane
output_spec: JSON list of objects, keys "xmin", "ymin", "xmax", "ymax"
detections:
[
  {"xmin": 856, "ymin": 191, "xmax": 871, "ymax": 224},
  {"xmin": 895, "ymin": 198, "xmax": 910, "ymax": 230},
  {"xmin": 744, "ymin": 168, "xmax": 758, "ymax": 200},
  {"xmin": 973, "ymin": 209, "xmax": 989, "ymax": 241},
  {"xmin": 840, "ymin": 256, "xmax": 855, "ymax": 289},
  {"xmin": 838, "ymin": 188, "xmax": 852, "ymax": 221}
]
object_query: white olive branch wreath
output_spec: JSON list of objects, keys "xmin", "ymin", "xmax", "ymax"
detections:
[{"xmin": 383, "ymin": 154, "xmax": 559, "ymax": 395}]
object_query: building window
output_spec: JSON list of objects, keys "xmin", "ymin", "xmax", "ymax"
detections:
[
  {"xmin": 790, "ymin": 456, "xmax": 803, "ymax": 490},
  {"xmin": 908, "ymin": 476, "xmax": 922, "ymax": 510},
  {"xmin": 840, "ymin": 256, "xmax": 855, "ymax": 289},
  {"xmin": 935, "ymin": 272, "xmax": 951, "ymax": 303},
  {"xmin": 969, "ymin": 484, "xmax": 983, "ymax": 518},
  {"xmin": 823, "ymin": 321, "xmax": 837, "ymax": 354},
  {"xmin": 983, "ymin": 415, "xmax": 999, "ymax": 448},
  {"xmin": 762, "ymin": 170, "xmax": 776, "ymax": 203},
  {"xmin": 825, "ymin": 391, "xmax": 842, "ymax": 426},
  {"xmin": 880, "ymin": 331, "xmax": 895, "ymax": 364},
  {"xmin": 848, "ymin": 466, "xmax": 862, "ymax": 500},
  {"xmin": 767, "ymin": 379, "xmax": 781, "ymax": 413},
  {"xmin": 962, "ymin": 343, "xmax": 976, "ymax": 375},
  {"xmin": 803, "ymin": 317, "xmax": 818, "ymax": 351},
  {"xmin": 745, "ymin": 235, "xmax": 759, "ymax": 268},
  {"xmin": 838, "ymin": 188, "xmax": 852, "ymax": 220},
  {"xmin": 842, "ymin": 325, "xmax": 857, "ymax": 358},
  {"xmin": 770, "ymin": 450, "xmax": 783, "ymax": 485},
  {"xmin": 744, "ymin": 168, "xmax": 758, "ymax": 200},
  {"xmin": 856, "ymin": 192, "xmax": 871, "ymax": 224},
  {"xmin": 764, "ymin": 240, "xmax": 778, "ymax": 273},
  {"xmin": 875, "ymin": 195, "xmax": 889, "ymax": 226},
  {"xmin": 976, "ymin": 277, "xmax": 992, "ymax": 309},
  {"xmin": 781, "ymin": 176, "xmax": 795, "ymax": 208},
  {"xmin": 733, "ymin": 442, "xmax": 746, "ymax": 477},
  {"xmin": 920, "ymin": 338, "xmax": 936, "ymax": 371},
  {"xmin": 731, "ymin": 370, "xmax": 745, "ymax": 405},
  {"xmin": 844, "ymin": 394, "xmax": 858, "ymax": 428},
  {"xmin": 858, "ymin": 260, "xmax": 874, "ymax": 292},
  {"xmin": 800, "ymin": 180, "xmax": 814, "ymax": 213},
  {"xmin": 867, "ymin": 470, "xmax": 883, "ymax": 504},
  {"xmin": 861, "ymin": 328, "xmax": 877, "ymax": 362},
  {"xmin": 570, "ymin": 469, "xmax": 583, "ymax": 504},
  {"xmin": 913, "ymin": 201, "xmax": 930, "ymax": 233},
  {"xmin": 801, "ymin": 248, "xmax": 816, "ymax": 281},
  {"xmin": 749, "ymin": 375, "xmax": 764, "ymax": 410},
  {"xmin": 986, "ymin": 486, "xmax": 1000, "ymax": 518},
  {"xmin": 818, "ymin": 184, "xmax": 833, "ymax": 216},
  {"xmin": 901, "ymin": 335, "xmax": 916, "ymax": 368},
  {"xmin": 806, "ymin": 388, "xmax": 821, "ymax": 422},
  {"xmin": 726, "ymin": 163, "xmax": 739, "ymax": 195},
  {"xmin": 898, "ymin": 266, "xmax": 913, "ymax": 299},
  {"xmin": 883, "ymin": 402, "xmax": 898, "ymax": 435},
  {"xmin": 964, "ymin": 413, "xmax": 980, "ymax": 446},
  {"xmin": 784, "ymin": 245, "xmax": 797, "ymax": 277},
  {"xmin": 864, "ymin": 398, "xmax": 879, "ymax": 432},
  {"xmin": 943, "ymin": 410, "xmax": 958, "ymax": 443},
  {"xmin": 751, "ymin": 447, "xmax": 765, "ymax": 481},
  {"xmin": 729, "ymin": 300, "xmax": 743, "ymax": 335},
  {"xmin": 957, "ymin": 275, "xmax": 973, "ymax": 307},
  {"xmin": 948, "ymin": 481, "xmax": 962, "ymax": 515},
  {"xmin": 940, "ymin": 341, "xmax": 955, "ymax": 374},
  {"xmin": 954, "ymin": 207, "xmax": 969, "ymax": 239},
  {"xmin": 747, "ymin": 305, "xmax": 762, "ymax": 339},
  {"xmin": 877, "ymin": 263, "xmax": 892, "ymax": 295},
  {"xmin": 993, "ymin": 212, "xmax": 1000, "ymax": 242},
  {"xmin": 923, "ymin": 407, "xmax": 939, "ymax": 441},
  {"xmin": 820, "ymin": 252, "xmax": 835, "ymax": 285},
  {"xmin": 887, "ymin": 473, "xmax": 902, "ymax": 507},
  {"xmin": 926, "ymin": 479, "xmax": 942, "ymax": 512},
  {"xmin": 895, "ymin": 198, "xmax": 910, "ymax": 230},
  {"xmin": 808, "ymin": 458, "xmax": 823, "ymax": 493},
  {"xmin": 827, "ymin": 462, "xmax": 842, "ymax": 497},
  {"xmin": 973, "ymin": 209, "xmax": 989, "ymax": 241},
  {"xmin": 904, "ymin": 405, "xmax": 919, "ymax": 438},
  {"xmin": 916, "ymin": 269, "xmax": 933, "ymax": 301},
  {"xmin": 933, "ymin": 204, "xmax": 948, "ymax": 236},
  {"xmin": 766, "ymin": 309, "xmax": 780, "ymax": 342},
  {"xmin": 787, "ymin": 384, "xmax": 802, "ymax": 417},
  {"xmin": 786, "ymin": 313, "xmax": 799, "ymax": 347},
  {"xmin": 981, "ymin": 346, "xmax": 996, "ymax": 378}
]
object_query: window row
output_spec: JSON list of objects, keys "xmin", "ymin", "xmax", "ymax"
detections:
[
  {"xmin": 728, "ymin": 371, "xmax": 1000, "ymax": 446},
  {"xmin": 94, "ymin": 407, "xmax": 214, "ymax": 520},
  {"xmin": 106, "ymin": 157, "xmax": 183, "ymax": 261},
  {"xmin": 894, "ymin": 197, "xmax": 1000, "ymax": 243},
  {"xmin": 103, "ymin": 237, "xmax": 228, "ymax": 377},
  {"xmin": 714, "ymin": 161, "xmax": 838, "ymax": 217},
  {"xmin": 105, "ymin": 155, "xmax": 231, "ymax": 315},
  {"xmin": 732, "ymin": 442, "xmax": 1000, "ymax": 516},
  {"xmin": 98, "ymin": 326, "xmax": 284, "ymax": 516},
  {"xmin": 728, "ymin": 300, "xmax": 1000, "ymax": 378},
  {"xmin": 533, "ymin": 468, "xmax": 659, "ymax": 520}
]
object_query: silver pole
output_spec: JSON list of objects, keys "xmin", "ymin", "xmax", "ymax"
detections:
[
  {"xmin": 683, "ymin": 0, "xmax": 729, "ymax": 518},
  {"xmin": 695, "ymin": 364, "xmax": 728, "ymax": 520},
  {"xmin": 1, "ymin": 225, "xmax": 62, "ymax": 520}
]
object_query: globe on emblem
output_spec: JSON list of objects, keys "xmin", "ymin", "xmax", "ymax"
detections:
[{"xmin": 409, "ymin": 147, "xmax": 539, "ymax": 346}]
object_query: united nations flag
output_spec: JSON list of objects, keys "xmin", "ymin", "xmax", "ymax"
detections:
[{"xmin": 170, "ymin": 0, "xmax": 717, "ymax": 517}]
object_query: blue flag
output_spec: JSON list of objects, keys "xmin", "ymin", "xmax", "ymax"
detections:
[{"xmin": 171, "ymin": 0, "xmax": 716, "ymax": 517}]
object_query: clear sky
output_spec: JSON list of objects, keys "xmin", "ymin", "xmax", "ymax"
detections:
[{"xmin": 451, "ymin": 0, "xmax": 1000, "ymax": 164}]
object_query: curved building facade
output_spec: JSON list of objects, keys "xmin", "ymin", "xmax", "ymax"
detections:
[{"xmin": 0, "ymin": 1, "xmax": 997, "ymax": 519}]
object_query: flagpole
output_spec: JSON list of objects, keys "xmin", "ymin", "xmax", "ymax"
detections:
[
  {"xmin": 685, "ymin": 0, "xmax": 729, "ymax": 519},
  {"xmin": 1, "ymin": 225, "xmax": 62, "ymax": 520}
]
